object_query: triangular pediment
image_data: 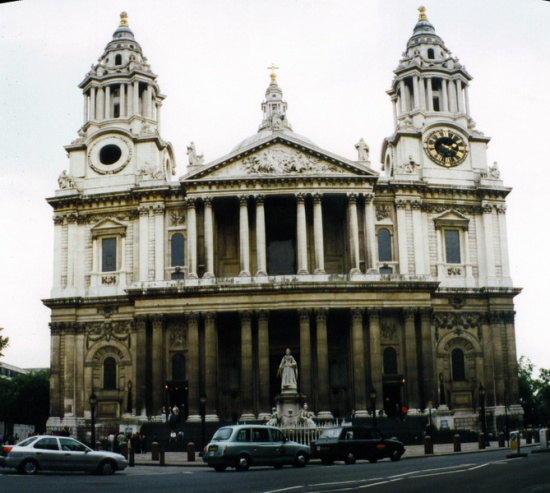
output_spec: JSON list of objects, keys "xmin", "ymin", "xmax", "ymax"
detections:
[
  {"xmin": 433, "ymin": 209, "xmax": 470, "ymax": 230},
  {"xmin": 90, "ymin": 218, "xmax": 127, "ymax": 238},
  {"xmin": 181, "ymin": 134, "xmax": 377, "ymax": 183}
]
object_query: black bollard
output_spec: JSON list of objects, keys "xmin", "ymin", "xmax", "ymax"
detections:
[
  {"xmin": 498, "ymin": 432, "xmax": 505, "ymax": 448},
  {"xmin": 453, "ymin": 434, "xmax": 461, "ymax": 452},
  {"xmin": 424, "ymin": 435, "xmax": 433, "ymax": 455},
  {"xmin": 129, "ymin": 447, "xmax": 135, "ymax": 467},
  {"xmin": 187, "ymin": 442, "xmax": 196, "ymax": 462},
  {"xmin": 151, "ymin": 441, "xmax": 159, "ymax": 461},
  {"xmin": 159, "ymin": 447, "xmax": 165, "ymax": 466},
  {"xmin": 478, "ymin": 432, "xmax": 486, "ymax": 450}
]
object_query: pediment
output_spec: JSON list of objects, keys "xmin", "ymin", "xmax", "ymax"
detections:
[
  {"xmin": 182, "ymin": 135, "xmax": 377, "ymax": 183},
  {"xmin": 90, "ymin": 218, "xmax": 127, "ymax": 238},
  {"xmin": 433, "ymin": 209, "xmax": 469, "ymax": 230}
]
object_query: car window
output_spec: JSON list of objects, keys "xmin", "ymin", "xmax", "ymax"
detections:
[
  {"xmin": 16, "ymin": 437, "xmax": 39, "ymax": 447},
  {"xmin": 344, "ymin": 431, "xmax": 354, "ymax": 440},
  {"xmin": 212, "ymin": 428, "xmax": 233, "ymax": 441},
  {"xmin": 59, "ymin": 438, "xmax": 88, "ymax": 452},
  {"xmin": 235, "ymin": 428, "xmax": 250, "ymax": 442},
  {"xmin": 271, "ymin": 429, "xmax": 285, "ymax": 443},
  {"xmin": 34, "ymin": 438, "xmax": 59, "ymax": 451},
  {"xmin": 252, "ymin": 428, "xmax": 270, "ymax": 442},
  {"xmin": 319, "ymin": 428, "xmax": 342, "ymax": 439}
]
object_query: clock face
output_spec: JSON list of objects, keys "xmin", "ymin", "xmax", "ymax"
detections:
[{"xmin": 424, "ymin": 130, "xmax": 468, "ymax": 167}]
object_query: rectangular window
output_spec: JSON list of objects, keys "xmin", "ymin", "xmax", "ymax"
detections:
[
  {"xmin": 444, "ymin": 230, "xmax": 461, "ymax": 264},
  {"xmin": 102, "ymin": 237, "xmax": 117, "ymax": 272}
]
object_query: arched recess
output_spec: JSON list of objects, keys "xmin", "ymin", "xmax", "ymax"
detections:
[
  {"xmin": 85, "ymin": 341, "xmax": 133, "ymax": 418},
  {"xmin": 436, "ymin": 331, "xmax": 483, "ymax": 410}
]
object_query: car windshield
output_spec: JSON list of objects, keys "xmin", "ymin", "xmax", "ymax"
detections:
[
  {"xmin": 212, "ymin": 427, "xmax": 234, "ymax": 441},
  {"xmin": 319, "ymin": 428, "xmax": 343, "ymax": 439}
]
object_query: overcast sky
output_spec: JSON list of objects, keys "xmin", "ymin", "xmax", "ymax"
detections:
[{"xmin": 1, "ymin": 0, "xmax": 549, "ymax": 372}]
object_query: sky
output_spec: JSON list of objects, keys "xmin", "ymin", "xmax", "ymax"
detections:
[{"xmin": 0, "ymin": 0, "xmax": 549, "ymax": 372}]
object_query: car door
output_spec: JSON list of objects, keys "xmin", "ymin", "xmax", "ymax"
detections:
[
  {"xmin": 250, "ymin": 427, "xmax": 273, "ymax": 465},
  {"xmin": 59, "ymin": 437, "xmax": 91, "ymax": 471},
  {"xmin": 270, "ymin": 428, "xmax": 289, "ymax": 465},
  {"xmin": 32, "ymin": 437, "xmax": 63, "ymax": 471}
]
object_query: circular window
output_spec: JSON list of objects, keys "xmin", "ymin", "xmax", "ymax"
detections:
[{"xmin": 99, "ymin": 144, "xmax": 122, "ymax": 165}]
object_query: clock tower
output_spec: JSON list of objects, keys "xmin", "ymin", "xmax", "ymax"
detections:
[{"xmin": 382, "ymin": 7, "xmax": 492, "ymax": 186}]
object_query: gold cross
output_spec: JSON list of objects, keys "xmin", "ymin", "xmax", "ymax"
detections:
[{"xmin": 267, "ymin": 63, "xmax": 279, "ymax": 84}]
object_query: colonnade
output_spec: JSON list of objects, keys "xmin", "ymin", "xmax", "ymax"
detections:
[{"xmin": 185, "ymin": 193, "xmax": 377, "ymax": 279}]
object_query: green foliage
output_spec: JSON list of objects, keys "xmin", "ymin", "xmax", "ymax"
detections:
[
  {"xmin": 518, "ymin": 356, "xmax": 550, "ymax": 427},
  {"xmin": 0, "ymin": 327, "xmax": 9, "ymax": 357},
  {"xmin": 0, "ymin": 369, "xmax": 50, "ymax": 432}
]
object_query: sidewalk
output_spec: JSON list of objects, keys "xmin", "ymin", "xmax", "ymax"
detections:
[{"xmin": 131, "ymin": 440, "xmax": 539, "ymax": 467}]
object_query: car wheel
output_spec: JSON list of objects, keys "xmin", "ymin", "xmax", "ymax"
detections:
[
  {"xmin": 321, "ymin": 458, "xmax": 334, "ymax": 466},
  {"xmin": 344, "ymin": 451, "xmax": 356, "ymax": 465},
  {"xmin": 293, "ymin": 452, "xmax": 307, "ymax": 468},
  {"xmin": 19, "ymin": 459, "xmax": 38, "ymax": 475},
  {"xmin": 390, "ymin": 450, "xmax": 402, "ymax": 462},
  {"xmin": 98, "ymin": 459, "xmax": 116, "ymax": 475},
  {"xmin": 214, "ymin": 465, "xmax": 226, "ymax": 472},
  {"xmin": 368, "ymin": 457, "xmax": 378, "ymax": 463},
  {"xmin": 235, "ymin": 454, "xmax": 251, "ymax": 471}
]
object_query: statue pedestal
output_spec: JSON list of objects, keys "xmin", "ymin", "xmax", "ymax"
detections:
[{"xmin": 275, "ymin": 392, "xmax": 305, "ymax": 427}]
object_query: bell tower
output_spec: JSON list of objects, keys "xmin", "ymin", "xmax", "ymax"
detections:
[
  {"xmin": 59, "ymin": 12, "xmax": 175, "ymax": 194},
  {"xmin": 382, "ymin": 6, "xmax": 492, "ymax": 186}
]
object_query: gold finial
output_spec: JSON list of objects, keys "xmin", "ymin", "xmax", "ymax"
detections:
[
  {"xmin": 120, "ymin": 11, "xmax": 129, "ymax": 27},
  {"xmin": 267, "ymin": 63, "xmax": 279, "ymax": 85},
  {"xmin": 418, "ymin": 6, "xmax": 428, "ymax": 21}
]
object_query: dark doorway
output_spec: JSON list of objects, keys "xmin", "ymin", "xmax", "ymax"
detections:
[{"xmin": 266, "ymin": 197, "xmax": 296, "ymax": 275}]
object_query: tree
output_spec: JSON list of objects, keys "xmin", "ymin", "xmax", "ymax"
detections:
[
  {"xmin": 518, "ymin": 356, "xmax": 550, "ymax": 427},
  {"xmin": 0, "ymin": 326, "xmax": 9, "ymax": 358},
  {"xmin": 0, "ymin": 369, "xmax": 50, "ymax": 432}
]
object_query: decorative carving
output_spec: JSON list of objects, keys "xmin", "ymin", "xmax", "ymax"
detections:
[
  {"xmin": 86, "ymin": 321, "xmax": 133, "ymax": 348},
  {"xmin": 170, "ymin": 211, "xmax": 186, "ymax": 225},
  {"xmin": 169, "ymin": 326, "xmax": 186, "ymax": 347},
  {"xmin": 241, "ymin": 146, "xmax": 342, "ymax": 175},
  {"xmin": 447, "ymin": 267, "xmax": 462, "ymax": 276},
  {"xmin": 139, "ymin": 162, "xmax": 164, "ymax": 180},
  {"xmin": 355, "ymin": 138, "xmax": 370, "ymax": 162},
  {"xmin": 434, "ymin": 313, "xmax": 481, "ymax": 332},
  {"xmin": 187, "ymin": 142, "xmax": 204, "ymax": 166},
  {"xmin": 376, "ymin": 205, "xmax": 391, "ymax": 221},
  {"xmin": 58, "ymin": 170, "xmax": 76, "ymax": 189},
  {"xmin": 381, "ymin": 322, "xmax": 397, "ymax": 340},
  {"xmin": 101, "ymin": 275, "xmax": 117, "ymax": 285}
]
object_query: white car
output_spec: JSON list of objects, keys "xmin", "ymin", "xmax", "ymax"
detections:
[{"xmin": 0, "ymin": 435, "xmax": 128, "ymax": 475}]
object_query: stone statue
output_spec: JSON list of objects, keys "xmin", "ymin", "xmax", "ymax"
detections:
[
  {"xmin": 299, "ymin": 403, "xmax": 315, "ymax": 427},
  {"xmin": 277, "ymin": 347, "xmax": 298, "ymax": 392},
  {"xmin": 355, "ymin": 138, "xmax": 370, "ymax": 162},
  {"xmin": 187, "ymin": 141, "xmax": 204, "ymax": 166},
  {"xmin": 266, "ymin": 407, "xmax": 281, "ymax": 426},
  {"xmin": 58, "ymin": 170, "xmax": 76, "ymax": 189}
]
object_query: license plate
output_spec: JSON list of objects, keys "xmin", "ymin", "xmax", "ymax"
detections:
[{"xmin": 208, "ymin": 445, "xmax": 218, "ymax": 452}]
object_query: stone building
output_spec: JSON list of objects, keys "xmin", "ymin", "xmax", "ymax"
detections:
[{"xmin": 45, "ymin": 9, "xmax": 522, "ymax": 434}]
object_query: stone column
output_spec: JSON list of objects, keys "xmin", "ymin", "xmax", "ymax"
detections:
[
  {"xmin": 420, "ymin": 308, "xmax": 435, "ymax": 405},
  {"xmin": 351, "ymin": 309, "xmax": 367, "ymax": 416},
  {"xmin": 313, "ymin": 194, "xmax": 325, "ymax": 274},
  {"xmin": 441, "ymin": 79, "xmax": 449, "ymax": 112},
  {"xmin": 90, "ymin": 87, "xmax": 96, "ymax": 121},
  {"xmin": 120, "ymin": 83, "xmax": 126, "ymax": 118},
  {"xmin": 135, "ymin": 316, "xmax": 147, "ymax": 415},
  {"xmin": 411, "ymin": 200, "xmax": 425, "ymax": 275},
  {"xmin": 104, "ymin": 85, "xmax": 111, "ymax": 120},
  {"xmin": 255, "ymin": 195, "xmax": 267, "ymax": 276},
  {"xmin": 348, "ymin": 194, "xmax": 361, "ymax": 274},
  {"xmin": 66, "ymin": 214, "xmax": 77, "ymax": 288},
  {"xmin": 97, "ymin": 87, "xmax": 104, "ymax": 120},
  {"xmin": 496, "ymin": 205, "xmax": 511, "ymax": 279},
  {"xmin": 49, "ymin": 324, "xmax": 62, "ymax": 417},
  {"xmin": 139, "ymin": 205, "xmax": 149, "ymax": 282},
  {"xmin": 427, "ymin": 77, "xmax": 434, "ymax": 111},
  {"xmin": 299, "ymin": 309, "xmax": 312, "ymax": 400},
  {"xmin": 296, "ymin": 193, "xmax": 309, "ymax": 274},
  {"xmin": 240, "ymin": 311, "xmax": 255, "ymax": 420},
  {"xmin": 419, "ymin": 77, "xmax": 426, "ymax": 110},
  {"xmin": 187, "ymin": 199, "xmax": 198, "ymax": 278},
  {"xmin": 204, "ymin": 312, "xmax": 219, "ymax": 420},
  {"xmin": 257, "ymin": 311, "xmax": 270, "ymax": 418},
  {"xmin": 133, "ymin": 80, "xmax": 139, "ymax": 117},
  {"xmin": 504, "ymin": 312, "xmax": 520, "ymax": 404},
  {"xmin": 154, "ymin": 205, "xmax": 165, "ymax": 281},
  {"xmin": 186, "ymin": 313, "xmax": 200, "ymax": 421},
  {"xmin": 403, "ymin": 308, "xmax": 419, "ymax": 409},
  {"xmin": 399, "ymin": 80, "xmax": 407, "ymax": 114},
  {"xmin": 204, "ymin": 197, "xmax": 215, "ymax": 278},
  {"xmin": 456, "ymin": 80, "xmax": 464, "ymax": 113},
  {"xmin": 151, "ymin": 315, "xmax": 164, "ymax": 413},
  {"xmin": 464, "ymin": 84, "xmax": 471, "ymax": 115},
  {"xmin": 64, "ymin": 326, "xmax": 76, "ymax": 416},
  {"xmin": 368, "ymin": 308, "xmax": 383, "ymax": 410},
  {"xmin": 364, "ymin": 194, "xmax": 377, "ymax": 270},
  {"xmin": 413, "ymin": 75, "xmax": 420, "ymax": 109},
  {"xmin": 395, "ymin": 200, "xmax": 409, "ymax": 274},
  {"xmin": 315, "ymin": 309, "xmax": 333, "ymax": 418},
  {"xmin": 239, "ymin": 196, "xmax": 251, "ymax": 276},
  {"xmin": 482, "ymin": 203, "xmax": 496, "ymax": 282}
]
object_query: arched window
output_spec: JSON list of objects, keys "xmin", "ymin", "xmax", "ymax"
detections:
[
  {"xmin": 115, "ymin": 54, "xmax": 122, "ymax": 65},
  {"xmin": 172, "ymin": 353, "xmax": 185, "ymax": 381},
  {"xmin": 451, "ymin": 348, "xmax": 466, "ymax": 381},
  {"xmin": 171, "ymin": 233, "xmax": 185, "ymax": 266},
  {"xmin": 383, "ymin": 347, "xmax": 398, "ymax": 374},
  {"xmin": 378, "ymin": 228, "xmax": 392, "ymax": 262},
  {"xmin": 103, "ymin": 357, "xmax": 117, "ymax": 389},
  {"xmin": 427, "ymin": 48, "xmax": 435, "ymax": 59}
]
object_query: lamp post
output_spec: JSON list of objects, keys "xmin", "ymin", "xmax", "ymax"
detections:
[
  {"xmin": 200, "ymin": 394, "xmax": 207, "ymax": 454},
  {"xmin": 89, "ymin": 392, "xmax": 98, "ymax": 450},
  {"xmin": 479, "ymin": 383, "xmax": 489, "ymax": 446},
  {"xmin": 369, "ymin": 386, "xmax": 378, "ymax": 428},
  {"xmin": 127, "ymin": 380, "xmax": 133, "ymax": 414}
]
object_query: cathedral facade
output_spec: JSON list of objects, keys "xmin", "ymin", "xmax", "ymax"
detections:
[{"xmin": 45, "ymin": 9, "xmax": 522, "ymax": 434}]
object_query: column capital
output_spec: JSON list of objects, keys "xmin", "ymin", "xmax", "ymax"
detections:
[
  {"xmin": 351, "ymin": 308, "xmax": 364, "ymax": 322},
  {"xmin": 403, "ymin": 307, "xmax": 416, "ymax": 320},
  {"xmin": 368, "ymin": 307, "xmax": 381, "ymax": 319},
  {"xmin": 364, "ymin": 192, "xmax": 375, "ymax": 204},
  {"xmin": 313, "ymin": 193, "xmax": 323, "ymax": 203},
  {"xmin": 203, "ymin": 196, "xmax": 213, "ymax": 206},
  {"xmin": 254, "ymin": 194, "xmax": 265, "ymax": 205},
  {"xmin": 239, "ymin": 195, "xmax": 249, "ymax": 205},
  {"xmin": 186, "ymin": 197, "xmax": 197, "ymax": 209},
  {"xmin": 347, "ymin": 193, "xmax": 358, "ymax": 204},
  {"xmin": 296, "ymin": 192, "xmax": 306, "ymax": 203},
  {"xmin": 240, "ymin": 310, "xmax": 252, "ymax": 324},
  {"xmin": 257, "ymin": 309, "xmax": 270, "ymax": 322},
  {"xmin": 315, "ymin": 308, "xmax": 328, "ymax": 322},
  {"xmin": 298, "ymin": 308, "xmax": 311, "ymax": 321}
]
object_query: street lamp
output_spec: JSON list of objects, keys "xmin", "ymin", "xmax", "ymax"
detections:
[
  {"xmin": 369, "ymin": 387, "xmax": 378, "ymax": 428},
  {"xmin": 200, "ymin": 394, "xmax": 207, "ymax": 454},
  {"xmin": 89, "ymin": 392, "xmax": 98, "ymax": 450},
  {"xmin": 478, "ymin": 383, "xmax": 489, "ymax": 446},
  {"xmin": 127, "ymin": 380, "xmax": 133, "ymax": 414}
]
